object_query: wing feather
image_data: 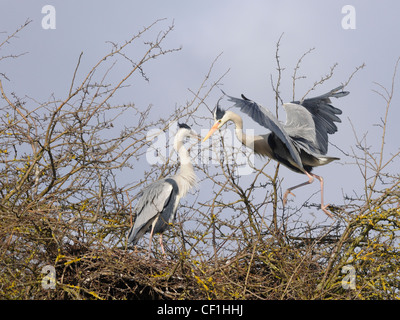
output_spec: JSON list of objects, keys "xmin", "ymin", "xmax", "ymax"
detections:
[
  {"xmin": 289, "ymin": 86, "xmax": 349, "ymax": 154},
  {"xmin": 225, "ymin": 93, "xmax": 304, "ymax": 170},
  {"xmin": 128, "ymin": 179, "xmax": 174, "ymax": 245}
]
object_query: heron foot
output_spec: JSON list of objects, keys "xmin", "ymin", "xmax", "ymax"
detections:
[
  {"xmin": 283, "ymin": 190, "xmax": 296, "ymax": 206},
  {"xmin": 321, "ymin": 203, "xmax": 335, "ymax": 219}
]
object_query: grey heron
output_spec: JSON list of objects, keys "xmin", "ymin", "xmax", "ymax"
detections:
[
  {"xmin": 203, "ymin": 86, "xmax": 349, "ymax": 218},
  {"xmin": 128, "ymin": 123, "xmax": 198, "ymax": 256}
]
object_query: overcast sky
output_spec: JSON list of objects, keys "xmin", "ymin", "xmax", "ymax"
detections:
[{"xmin": 2, "ymin": 1, "xmax": 400, "ymax": 223}]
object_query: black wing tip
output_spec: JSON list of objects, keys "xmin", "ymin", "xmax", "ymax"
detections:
[
  {"xmin": 339, "ymin": 91, "xmax": 350, "ymax": 97},
  {"xmin": 300, "ymin": 85, "xmax": 350, "ymax": 104},
  {"xmin": 331, "ymin": 85, "xmax": 350, "ymax": 98},
  {"xmin": 241, "ymin": 94, "xmax": 250, "ymax": 101},
  {"xmin": 178, "ymin": 123, "xmax": 191, "ymax": 130}
]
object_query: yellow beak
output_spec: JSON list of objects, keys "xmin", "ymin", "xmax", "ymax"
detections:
[{"xmin": 202, "ymin": 122, "xmax": 220, "ymax": 142}]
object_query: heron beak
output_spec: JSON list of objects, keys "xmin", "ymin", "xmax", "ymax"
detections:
[{"xmin": 202, "ymin": 122, "xmax": 220, "ymax": 142}]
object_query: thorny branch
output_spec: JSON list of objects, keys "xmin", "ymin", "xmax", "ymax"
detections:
[{"xmin": 1, "ymin": 20, "xmax": 399, "ymax": 300}]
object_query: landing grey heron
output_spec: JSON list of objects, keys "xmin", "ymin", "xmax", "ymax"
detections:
[
  {"xmin": 128, "ymin": 123, "xmax": 198, "ymax": 256},
  {"xmin": 203, "ymin": 86, "xmax": 349, "ymax": 218}
]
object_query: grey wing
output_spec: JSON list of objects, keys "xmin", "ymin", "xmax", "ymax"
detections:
[
  {"xmin": 288, "ymin": 86, "xmax": 349, "ymax": 155},
  {"xmin": 127, "ymin": 179, "xmax": 173, "ymax": 245},
  {"xmin": 225, "ymin": 93, "xmax": 303, "ymax": 170},
  {"xmin": 283, "ymin": 103, "xmax": 318, "ymax": 151},
  {"xmin": 153, "ymin": 178, "xmax": 179, "ymax": 234}
]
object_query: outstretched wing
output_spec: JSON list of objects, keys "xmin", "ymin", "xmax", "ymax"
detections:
[
  {"xmin": 127, "ymin": 179, "xmax": 175, "ymax": 245},
  {"xmin": 286, "ymin": 86, "xmax": 349, "ymax": 155},
  {"xmin": 225, "ymin": 93, "xmax": 304, "ymax": 170}
]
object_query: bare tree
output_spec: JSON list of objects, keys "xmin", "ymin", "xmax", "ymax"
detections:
[{"xmin": 1, "ymin": 21, "xmax": 399, "ymax": 300}]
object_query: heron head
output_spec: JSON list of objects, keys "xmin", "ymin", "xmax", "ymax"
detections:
[
  {"xmin": 178, "ymin": 122, "xmax": 191, "ymax": 130},
  {"xmin": 177, "ymin": 123, "xmax": 200, "ymax": 141},
  {"xmin": 214, "ymin": 103, "xmax": 226, "ymax": 121},
  {"xmin": 203, "ymin": 103, "xmax": 233, "ymax": 142}
]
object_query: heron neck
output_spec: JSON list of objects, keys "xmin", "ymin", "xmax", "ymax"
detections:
[
  {"xmin": 230, "ymin": 112, "xmax": 243, "ymax": 131},
  {"xmin": 173, "ymin": 138, "xmax": 197, "ymax": 198},
  {"xmin": 231, "ymin": 112, "xmax": 272, "ymax": 156},
  {"xmin": 230, "ymin": 112, "xmax": 251, "ymax": 147}
]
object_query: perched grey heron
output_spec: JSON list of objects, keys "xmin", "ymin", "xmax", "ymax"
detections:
[
  {"xmin": 203, "ymin": 86, "xmax": 349, "ymax": 218},
  {"xmin": 128, "ymin": 123, "xmax": 198, "ymax": 256}
]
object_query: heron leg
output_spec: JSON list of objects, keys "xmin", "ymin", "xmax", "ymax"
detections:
[
  {"xmin": 147, "ymin": 222, "xmax": 156, "ymax": 259},
  {"xmin": 283, "ymin": 172, "xmax": 334, "ymax": 219},
  {"xmin": 310, "ymin": 173, "xmax": 334, "ymax": 219},
  {"xmin": 283, "ymin": 172, "xmax": 314, "ymax": 206},
  {"xmin": 159, "ymin": 234, "xmax": 166, "ymax": 257}
]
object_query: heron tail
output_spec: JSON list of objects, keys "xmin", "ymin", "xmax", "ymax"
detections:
[{"xmin": 318, "ymin": 156, "xmax": 340, "ymax": 165}]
